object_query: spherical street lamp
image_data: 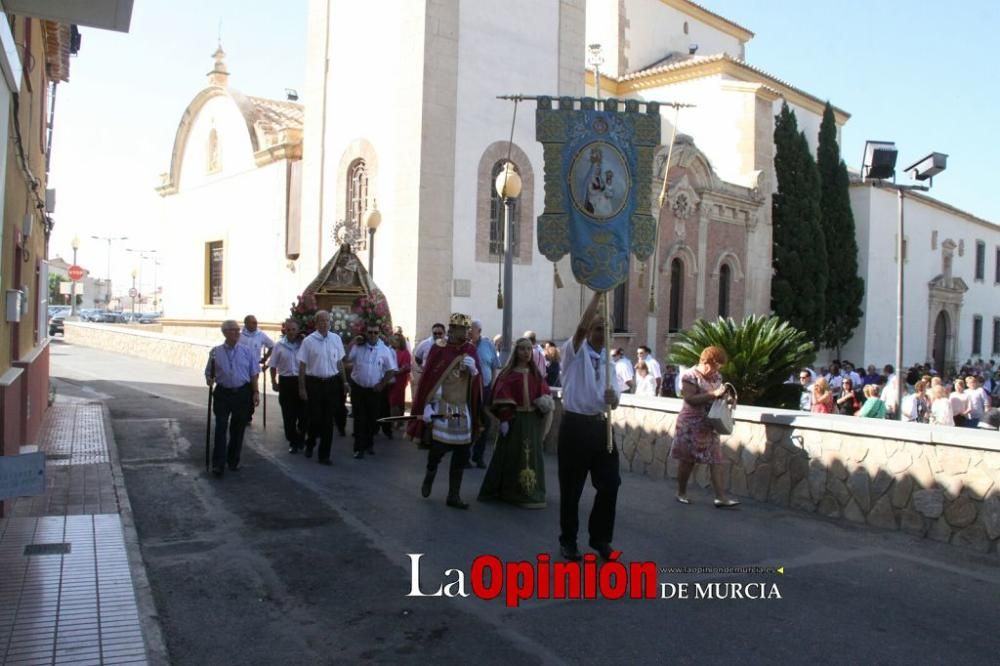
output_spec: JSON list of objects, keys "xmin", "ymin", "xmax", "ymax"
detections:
[
  {"xmin": 494, "ymin": 162, "xmax": 522, "ymax": 363},
  {"xmin": 70, "ymin": 236, "xmax": 81, "ymax": 316},
  {"xmin": 364, "ymin": 202, "xmax": 382, "ymax": 278}
]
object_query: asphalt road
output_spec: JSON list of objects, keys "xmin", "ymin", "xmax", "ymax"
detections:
[{"xmin": 50, "ymin": 340, "xmax": 1000, "ymax": 665}]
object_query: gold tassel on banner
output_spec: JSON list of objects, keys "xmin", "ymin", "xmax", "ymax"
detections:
[
  {"xmin": 553, "ymin": 264, "xmax": 564, "ymax": 289},
  {"xmin": 637, "ymin": 262, "xmax": 647, "ymax": 290}
]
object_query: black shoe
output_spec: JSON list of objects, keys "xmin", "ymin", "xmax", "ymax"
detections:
[
  {"xmin": 353, "ymin": 451, "xmax": 363, "ymax": 459},
  {"xmin": 318, "ymin": 459, "xmax": 333, "ymax": 466},
  {"xmin": 463, "ymin": 462, "xmax": 475, "ymax": 469},
  {"xmin": 589, "ymin": 541, "xmax": 615, "ymax": 561},
  {"xmin": 446, "ymin": 497, "xmax": 469, "ymax": 510},
  {"xmin": 421, "ymin": 471, "xmax": 435, "ymax": 498},
  {"xmin": 304, "ymin": 444, "xmax": 314, "ymax": 459},
  {"xmin": 559, "ymin": 543, "xmax": 582, "ymax": 561},
  {"xmin": 211, "ymin": 466, "xmax": 224, "ymax": 479},
  {"xmin": 227, "ymin": 463, "xmax": 240, "ymax": 472},
  {"xmin": 289, "ymin": 446, "xmax": 299, "ymax": 454},
  {"xmin": 474, "ymin": 459, "xmax": 487, "ymax": 469},
  {"xmin": 365, "ymin": 447, "xmax": 375, "ymax": 456}
]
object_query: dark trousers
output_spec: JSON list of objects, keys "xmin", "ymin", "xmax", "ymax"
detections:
[
  {"xmin": 558, "ymin": 411, "xmax": 621, "ymax": 548},
  {"xmin": 213, "ymin": 384, "xmax": 252, "ymax": 470},
  {"xmin": 471, "ymin": 386, "xmax": 493, "ymax": 463},
  {"xmin": 305, "ymin": 376, "xmax": 346, "ymax": 461},
  {"xmin": 350, "ymin": 383, "xmax": 383, "ymax": 453},
  {"xmin": 277, "ymin": 377, "xmax": 307, "ymax": 448},
  {"xmin": 427, "ymin": 439, "xmax": 471, "ymax": 498}
]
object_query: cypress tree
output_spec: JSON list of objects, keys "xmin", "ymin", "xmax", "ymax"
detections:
[
  {"xmin": 771, "ymin": 102, "xmax": 827, "ymax": 343},
  {"xmin": 817, "ymin": 101, "xmax": 864, "ymax": 357}
]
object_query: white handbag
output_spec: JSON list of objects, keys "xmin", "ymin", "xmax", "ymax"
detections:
[{"xmin": 706, "ymin": 383, "xmax": 737, "ymax": 435}]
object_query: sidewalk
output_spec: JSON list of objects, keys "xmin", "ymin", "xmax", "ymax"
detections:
[{"xmin": 0, "ymin": 392, "xmax": 165, "ymax": 665}]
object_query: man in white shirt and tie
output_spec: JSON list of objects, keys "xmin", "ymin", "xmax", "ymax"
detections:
[
  {"xmin": 297, "ymin": 311, "xmax": 347, "ymax": 465},
  {"xmin": 346, "ymin": 324, "xmax": 398, "ymax": 459}
]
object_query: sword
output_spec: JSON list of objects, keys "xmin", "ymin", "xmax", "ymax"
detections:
[{"xmin": 376, "ymin": 414, "xmax": 448, "ymax": 424}]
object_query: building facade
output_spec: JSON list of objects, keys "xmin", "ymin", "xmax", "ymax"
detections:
[
  {"xmin": 844, "ymin": 183, "xmax": 1000, "ymax": 373},
  {"xmin": 0, "ymin": 2, "xmax": 133, "ymax": 514},
  {"xmin": 156, "ymin": 48, "xmax": 304, "ymax": 324}
]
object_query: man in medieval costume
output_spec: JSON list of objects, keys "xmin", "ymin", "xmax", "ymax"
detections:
[{"xmin": 406, "ymin": 313, "xmax": 484, "ymax": 509}]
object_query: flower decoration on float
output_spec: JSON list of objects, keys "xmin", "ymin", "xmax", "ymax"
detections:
[{"xmin": 351, "ymin": 289, "xmax": 392, "ymax": 338}]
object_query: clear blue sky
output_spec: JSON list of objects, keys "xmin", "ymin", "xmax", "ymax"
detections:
[
  {"xmin": 49, "ymin": 0, "xmax": 997, "ymax": 293},
  {"xmin": 710, "ymin": 0, "xmax": 999, "ymax": 223}
]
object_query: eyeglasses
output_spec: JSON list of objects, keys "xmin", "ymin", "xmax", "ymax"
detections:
[{"xmin": 432, "ymin": 331, "xmax": 444, "ymax": 337}]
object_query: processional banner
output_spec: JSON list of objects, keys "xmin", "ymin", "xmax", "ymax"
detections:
[{"xmin": 535, "ymin": 96, "xmax": 660, "ymax": 291}]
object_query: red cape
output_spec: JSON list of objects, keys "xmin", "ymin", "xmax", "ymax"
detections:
[{"xmin": 406, "ymin": 340, "xmax": 483, "ymax": 440}]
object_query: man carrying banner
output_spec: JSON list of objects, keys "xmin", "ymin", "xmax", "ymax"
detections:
[
  {"xmin": 407, "ymin": 313, "xmax": 483, "ymax": 509},
  {"xmin": 557, "ymin": 293, "xmax": 620, "ymax": 561}
]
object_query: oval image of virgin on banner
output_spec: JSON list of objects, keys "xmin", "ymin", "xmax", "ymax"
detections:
[{"xmin": 569, "ymin": 141, "xmax": 630, "ymax": 220}]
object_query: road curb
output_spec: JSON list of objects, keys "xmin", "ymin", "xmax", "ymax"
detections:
[{"xmin": 101, "ymin": 401, "xmax": 172, "ymax": 666}]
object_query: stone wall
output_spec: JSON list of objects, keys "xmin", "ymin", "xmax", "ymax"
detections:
[
  {"xmin": 612, "ymin": 394, "xmax": 1000, "ymax": 555},
  {"xmin": 64, "ymin": 322, "xmax": 214, "ymax": 371}
]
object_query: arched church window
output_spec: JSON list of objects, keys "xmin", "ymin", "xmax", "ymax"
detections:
[
  {"xmin": 489, "ymin": 161, "xmax": 520, "ymax": 257},
  {"xmin": 718, "ymin": 263, "xmax": 731, "ymax": 319},
  {"xmin": 347, "ymin": 159, "xmax": 369, "ymax": 249},
  {"xmin": 669, "ymin": 257, "xmax": 684, "ymax": 332},
  {"xmin": 207, "ymin": 128, "xmax": 221, "ymax": 174}
]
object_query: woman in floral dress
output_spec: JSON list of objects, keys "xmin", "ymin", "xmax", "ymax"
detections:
[{"xmin": 671, "ymin": 345, "xmax": 740, "ymax": 508}]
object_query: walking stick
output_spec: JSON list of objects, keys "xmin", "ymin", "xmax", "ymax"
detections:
[
  {"xmin": 261, "ymin": 355, "xmax": 268, "ymax": 429},
  {"xmin": 205, "ymin": 385, "xmax": 213, "ymax": 472},
  {"xmin": 206, "ymin": 350, "xmax": 216, "ymax": 472}
]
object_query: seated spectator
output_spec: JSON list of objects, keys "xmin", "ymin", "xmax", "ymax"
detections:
[
  {"xmin": 835, "ymin": 378, "xmax": 862, "ymax": 415},
  {"xmin": 862, "ymin": 364, "xmax": 882, "ymax": 387},
  {"xmin": 634, "ymin": 362, "xmax": 657, "ymax": 397},
  {"xmin": 929, "ymin": 385, "xmax": 954, "ymax": 426},
  {"xmin": 857, "ymin": 384, "xmax": 887, "ymax": 419}
]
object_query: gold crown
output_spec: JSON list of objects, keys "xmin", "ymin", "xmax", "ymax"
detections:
[{"xmin": 449, "ymin": 312, "xmax": 471, "ymax": 328}]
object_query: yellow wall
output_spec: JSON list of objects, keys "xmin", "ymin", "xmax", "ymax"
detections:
[{"xmin": 0, "ymin": 15, "xmax": 51, "ymax": 368}]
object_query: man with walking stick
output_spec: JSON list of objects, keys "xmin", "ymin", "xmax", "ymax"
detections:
[{"xmin": 205, "ymin": 320, "xmax": 260, "ymax": 478}]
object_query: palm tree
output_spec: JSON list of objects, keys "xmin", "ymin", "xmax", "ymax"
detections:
[{"xmin": 669, "ymin": 315, "xmax": 815, "ymax": 408}]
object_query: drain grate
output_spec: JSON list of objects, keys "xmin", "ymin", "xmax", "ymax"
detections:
[
  {"xmin": 46, "ymin": 453, "xmax": 72, "ymax": 460},
  {"xmin": 24, "ymin": 542, "xmax": 72, "ymax": 556}
]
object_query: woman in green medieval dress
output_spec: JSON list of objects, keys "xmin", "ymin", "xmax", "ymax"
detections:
[{"xmin": 478, "ymin": 338, "xmax": 553, "ymax": 508}]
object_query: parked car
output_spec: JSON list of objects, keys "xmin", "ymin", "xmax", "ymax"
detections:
[
  {"xmin": 138, "ymin": 312, "xmax": 162, "ymax": 324},
  {"xmin": 49, "ymin": 313, "xmax": 66, "ymax": 336},
  {"xmin": 93, "ymin": 311, "xmax": 125, "ymax": 323}
]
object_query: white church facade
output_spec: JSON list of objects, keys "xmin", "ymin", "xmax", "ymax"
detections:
[{"xmin": 153, "ymin": 0, "xmax": 999, "ymax": 371}]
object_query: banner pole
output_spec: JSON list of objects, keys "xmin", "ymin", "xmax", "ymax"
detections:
[{"xmin": 605, "ymin": 292, "xmax": 613, "ymax": 453}]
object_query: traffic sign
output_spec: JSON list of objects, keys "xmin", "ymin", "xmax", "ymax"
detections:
[
  {"xmin": 67, "ymin": 264, "xmax": 84, "ymax": 281},
  {"xmin": 128, "ymin": 287, "xmax": 138, "ymax": 298}
]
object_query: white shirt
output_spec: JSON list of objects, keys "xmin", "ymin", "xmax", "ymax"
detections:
[
  {"xmin": 348, "ymin": 339, "xmax": 398, "ymax": 387},
  {"xmin": 930, "ymin": 398, "xmax": 954, "ymax": 426},
  {"xmin": 560, "ymin": 339, "xmax": 619, "ymax": 415},
  {"xmin": 298, "ymin": 331, "xmax": 345, "ymax": 378},
  {"xmin": 239, "ymin": 328, "xmax": 275, "ymax": 361},
  {"xmin": 949, "ymin": 391, "xmax": 971, "ymax": 418},
  {"xmin": 638, "ymin": 356, "xmax": 662, "ymax": 381},
  {"xmin": 614, "ymin": 357, "xmax": 635, "ymax": 392},
  {"xmin": 635, "ymin": 373, "xmax": 657, "ymax": 397},
  {"xmin": 267, "ymin": 337, "xmax": 300, "ymax": 377},
  {"xmin": 413, "ymin": 335, "xmax": 437, "ymax": 366},
  {"xmin": 967, "ymin": 387, "xmax": 989, "ymax": 419}
]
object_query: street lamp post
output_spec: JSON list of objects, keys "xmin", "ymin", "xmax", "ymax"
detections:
[
  {"xmin": 91, "ymin": 235, "xmax": 128, "ymax": 307},
  {"xmin": 862, "ymin": 142, "xmax": 947, "ymax": 420},
  {"xmin": 495, "ymin": 162, "xmax": 522, "ymax": 365},
  {"xmin": 70, "ymin": 236, "xmax": 80, "ymax": 316},
  {"xmin": 363, "ymin": 202, "xmax": 382, "ymax": 278},
  {"xmin": 126, "ymin": 248, "xmax": 158, "ymax": 314},
  {"xmin": 130, "ymin": 268, "xmax": 138, "ymax": 317}
]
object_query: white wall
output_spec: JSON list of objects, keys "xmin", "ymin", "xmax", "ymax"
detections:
[
  {"xmin": 451, "ymin": 0, "xmax": 561, "ymax": 340},
  {"xmin": 845, "ymin": 184, "xmax": 1000, "ymax": 368},
  {"xmin": 623, "ymin": 0, "xmax": 744, "ymax": 69},
  {"xmin": 159, "ymin": 94, "xmax": 296, "ymax": 323}
]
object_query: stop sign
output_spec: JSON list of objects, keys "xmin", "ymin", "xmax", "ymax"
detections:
[{"xmin": 67, "ymin": 265, "xmax": 84, "ymax": 281}]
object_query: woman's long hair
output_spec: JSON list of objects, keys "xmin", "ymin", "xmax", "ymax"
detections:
[{"xmin": 495, "ymin": 337, "xmax": 543, "ymax": 387}]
